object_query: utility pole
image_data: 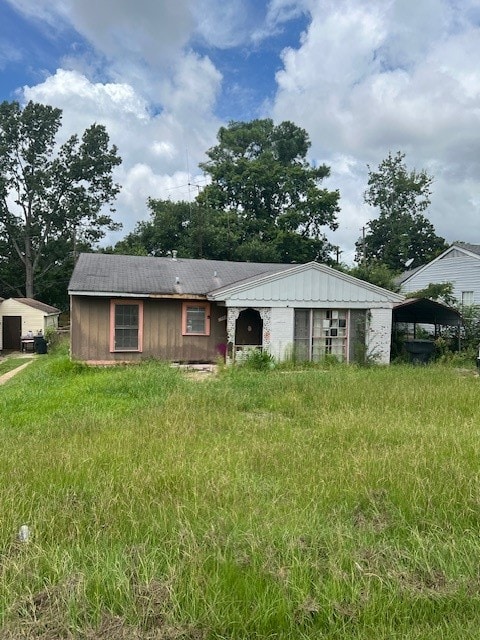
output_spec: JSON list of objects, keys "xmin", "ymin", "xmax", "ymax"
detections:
[{"xmin": 360, "ymin": 226, "xmax": 367, "ymax": 264}]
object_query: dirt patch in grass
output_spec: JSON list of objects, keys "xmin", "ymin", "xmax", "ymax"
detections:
[
  {"xmin": 174, "ymin": 364, "xmax": 218, "ymax": 382},
  {"xmin": 3, "ymin": 572, "xmax": 207, "ymax": 640}
]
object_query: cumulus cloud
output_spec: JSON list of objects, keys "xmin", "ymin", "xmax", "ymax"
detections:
[
  {"xmin": 273, "ymin": 0, "xmax": 480, "ymax": 260},
  {"xmin": 22, "ymin": 61, "xmax": 221, "ymax": 237}
]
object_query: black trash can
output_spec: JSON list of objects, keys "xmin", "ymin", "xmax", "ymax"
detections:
[
  {"xmin": 34, "ymin": 335, "xmax": 48, "ymax": 354},
  {"xmin": 404, "ymin": 339, "xmax": 435, "ymax": 364}
]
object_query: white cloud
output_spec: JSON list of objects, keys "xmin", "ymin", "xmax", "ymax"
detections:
[
  {"xmin": 193, "ymin": 0, "xmax": 251, "ymax": 48},
  {"xmin": 251, "ymin": 0, "xmax": 310, "ymax": 43},
  {"xmin": 7, "ymin": 0, "xmax": 194, "ymax": 62},
  {"xmin": 273, "ymin": 0, "xmax": 480, "ymax": 261},
  {"xmin": 22, "ymin": 61, "xmax": 222, "ymax": 239}
]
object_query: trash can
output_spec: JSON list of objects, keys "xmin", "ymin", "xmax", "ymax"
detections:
[
  {"xmin": 34, "ymin": 335, "xmax": 48, "ymax": 354},
  {"xmin": 403, "ymin": 339, "xmax": 435, "ymax": 364}
]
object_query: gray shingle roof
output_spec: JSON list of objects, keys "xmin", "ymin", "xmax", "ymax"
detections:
[
  {"xmin": 455, "ymin": 242, "xmax": 480, "ymax": 256},
  {"xmin": 68, "ymin": 253, "xmax": 294, "ymax": 296},
  {"xmin": 394, "ymin": 264, "xmax": 423, "ymax": 285},
  {"xmin": 13, "ymin": 298, "xmax": 60, "ymax": 314}
]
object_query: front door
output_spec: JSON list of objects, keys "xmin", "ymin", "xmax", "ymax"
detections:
[{"xmin": 2, "ymin": 316, "xmax": 22, "ymax": 350}]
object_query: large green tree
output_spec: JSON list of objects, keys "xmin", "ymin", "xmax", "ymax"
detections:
[
  {"xmin": 356, "ymin": 151, "xmax": 447, "ymax": 271},
  {"xmin": 108, "ymin": 199, "xmax": 240, "ymax": 261},
  {"xmin": 197, "ymin": 119, "xmax": 340, "ymax": 263},
  {"xmin": 0, "ymin": 100, "xmax": 122, "ymax": 302}
]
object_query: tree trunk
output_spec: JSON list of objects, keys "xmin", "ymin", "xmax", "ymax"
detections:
[{"xmin": 24, "ymin": 234, "xmax": 34, "ymax": 298}]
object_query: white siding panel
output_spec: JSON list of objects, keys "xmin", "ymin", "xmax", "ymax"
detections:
[
  {"xmin": 367, "ymin": 308, "xmax": 392, "ymax": 364},
  {"xmin": 226, "ymin": 268, "xmax": 400, "ymax": 306},
  {"xmin": 402, "ymin": 254, "xmax": 480, "ymax": 304},
  {"xmin": 269, "ymin": 307, "xmax": 294, "ymax": 360}
]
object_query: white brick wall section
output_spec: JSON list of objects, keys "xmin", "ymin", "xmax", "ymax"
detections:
[
  {"xmin": 367, "ymin": 307, "xmax": 393, "ymax": 364},
  {"xmin": 269, "ymin": 307, "xmax": 294, "ymax": 361}
]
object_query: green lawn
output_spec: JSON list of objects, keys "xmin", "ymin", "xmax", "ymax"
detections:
[
  {"xmin": 0, "ymin": 351, "xmax": 479, "ymax": 639},
  {"xmin": 0, "ymin": 356, "xmax": 33, "ymax": 377}
]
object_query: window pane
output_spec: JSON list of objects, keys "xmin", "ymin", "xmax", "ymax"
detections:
[
  {"xmin": 115, "ymin": 304, "xmax": 139, "ymax": 349},
  {"xmin": 116, "ymin": 328, "xmax": 138, "ymax": 349},
  {"xmin": 462, "ymin": 291, "xmax": 474, "ymax": 305},
  {"xmin": 186, "ymin": 306, "xmax": 206, "ymax": 333}
]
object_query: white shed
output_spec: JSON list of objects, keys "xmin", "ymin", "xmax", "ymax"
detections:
[{"xmin": 0, "ymin": 298, "xmax": 60, "ymax": 351}]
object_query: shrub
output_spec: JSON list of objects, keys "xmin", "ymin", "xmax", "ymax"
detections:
[{"xmin": 241, "ymin": 348, "xmax": 276, "ymax": 371}]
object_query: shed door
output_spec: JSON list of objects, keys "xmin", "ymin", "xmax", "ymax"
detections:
[{"xmin": 2, "ymin": 316, "xmax": 22, "ymax": 350}]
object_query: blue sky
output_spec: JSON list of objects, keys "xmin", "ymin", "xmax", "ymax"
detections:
[{"xmin": 1, "ymin": 0, "xmax": 480, "ymax": 263}]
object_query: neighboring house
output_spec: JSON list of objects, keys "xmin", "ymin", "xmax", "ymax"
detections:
[
  {"xmin": 68, "ymin": 253, "xmax": 404, "ymax": 365},
  {"xmin": 0, "ymin": 298, "xmax": 61, "ymax": 351},
  {"xmin": 399, "ymin": 243, "xmax": 480, "ymax": 306}
]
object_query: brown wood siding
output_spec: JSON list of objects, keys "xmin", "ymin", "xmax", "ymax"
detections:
[
  {"xmin": 71, "ymin": 296, "xmax": 227, "ymax": 363},
  {"xmin": 71, "ymin": 297, "xmax": 110, "ymax": 361}
]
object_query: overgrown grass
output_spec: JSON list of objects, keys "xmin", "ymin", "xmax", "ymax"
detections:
[{"xmin": 1, "ymin": 353, "xmax": 480, "ymax": 638}]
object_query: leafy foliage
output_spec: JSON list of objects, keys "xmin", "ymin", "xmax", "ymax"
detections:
[
  {"xmin": 108, "ymin": 198, "xmax": 241, "ymax": 261},
  {"xmin": 356, "ymin": 152, "xmax": 448, "ymax": 271},
  {"xmin": 345, "ymin": 263, "xmax": 400, "ymax": 292},
  {"xmin": 112, "ymin": 120, "xmax": 340, "ymax": 263},
  {"xmin": 0, "ymin": 100, "xmax": 122, "ymax": 304},
  {"xmin": 240, "ymin": 348, "xmax": 276, "ymax": 370},
  {"xmin": 199, "ymin": 119, "xmax": 340, "ymax": 263},
  {"xmin": 407, "ymin": 282, "xmax": 457, "ymax": 305}
]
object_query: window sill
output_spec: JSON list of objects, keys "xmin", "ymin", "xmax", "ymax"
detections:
[{"xmin": 182, "ymin": 333, "xmax": 209, "ymax": 337}]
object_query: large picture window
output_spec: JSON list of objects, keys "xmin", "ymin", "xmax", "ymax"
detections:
[
  {"xmin": 110, "ymin": 300, "xmax": 143, "ymax": 352},
  {"xmin": 182, "ymin": 302, "xmax": 211, "ymax": 336},
  {"xmin": 294, "ymin": 309, "xmax": 348, "ymax": 362}
]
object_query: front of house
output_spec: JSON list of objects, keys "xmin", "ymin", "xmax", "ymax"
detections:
[{"xmin": 68, "ymin": 253, "xmax": 404, "ymax": 365}]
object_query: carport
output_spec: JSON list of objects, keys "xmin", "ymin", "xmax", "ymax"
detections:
[{"xmin": 392, "ymin": 298, "xmax": 462, "ymax": 362}]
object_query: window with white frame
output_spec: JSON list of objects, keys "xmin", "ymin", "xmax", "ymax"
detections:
[
  {"xmin": 110, "ymin": 300, "xmax": 143, "ymax": 351},
  {"xmin": 462, "ymin": 291, "xmax": 474, "ymax": 306}
]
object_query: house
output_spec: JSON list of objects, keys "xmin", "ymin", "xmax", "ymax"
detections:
[
  {"xmin": 0, "ymin": 298, "xmax": 61, "ymax": 351},
  {"xmin": 68, "ymin": 253, "xmax": 405, "ymax": 365},
  {"xmin": 399, "ymin": 243, "xmax": 480, "ymax": 306}
]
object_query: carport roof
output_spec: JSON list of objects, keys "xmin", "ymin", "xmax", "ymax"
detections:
[{"xmin": 393, "ymin": 298, "xmax": 461, "ymax": 326}]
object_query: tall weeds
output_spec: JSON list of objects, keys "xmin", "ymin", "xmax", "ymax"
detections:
[{"xmin": 0, "ymin": 355, "xmax": 479, "ymax": 638}]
